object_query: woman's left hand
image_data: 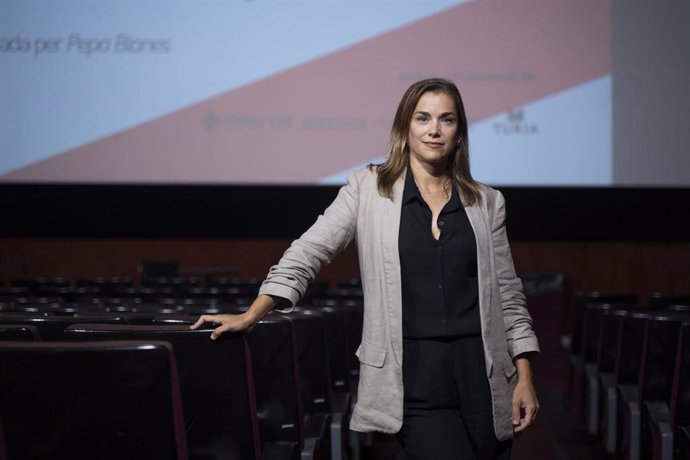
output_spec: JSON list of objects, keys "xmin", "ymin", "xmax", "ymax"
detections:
[{"xmin": 512, "ymin": 355, "xmax": 539, "ymax": 433}]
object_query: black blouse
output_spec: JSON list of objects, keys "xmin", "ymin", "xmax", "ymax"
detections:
[{"xmin": 399, "ymin": 170, "xmax": 481, "ymax": 339}]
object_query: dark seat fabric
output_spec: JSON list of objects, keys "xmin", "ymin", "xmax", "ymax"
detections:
[
  {"xmin": 247, "ymin": 315, "xmax": 329, "ymax": 459},
  {"xmin": 281, "ymin": 310, "xmax": 358, "ymax": 460},
  {"xmin": 639, "ymin": 314, "xmax": 686, "ymax": 405},
  {"xmin": 139, "ymin": 260, "xmax": 180, "ymax": 279},
  {"xmin": 570, "ymin": 292, "xmax": 638, "ymax": 357},
  {"xmin": 672, "ymin": 323, "xmax": 690, "ymax": 459},
  {"xmin": 615, "ymin": 310, "xmax": 655, "ymax": 458},
  {"xmin": 208, "ymin": 278, "xmax": 262, "ymax": 298},
  {"xmin": 649, "ymin": 292, "xmax": 690, "ymax": 308},
  {"xmin": 279, "ymin": 311, "xmax": 333, "ymax": 416},
  {"xmin": 75, "ymin": 277, "xmax": 134, "ymax": 294},
  {"xmin": 291, "ymin": 307, "xmax": 358, "ymax": 460},
  {"xmin": 0, "ymin": 325, "xmax": 39, "ymax": 341},
  {"xmin": 598, "ymin": 308, "xmax": 633, "ymax": 453},
  {"xmin": 0, "ymin": 287, "xmax": 30, "ymax": 302},
  {"xmin": 152, "ymin": 309, "xmax": 347, "ymax": 458},
  {"xmin": 295, "ymin": 306, "xmax": 357, "ymax": 395},
  {"xmin": 0, "ymin": 313, "xmax": 125, "ymax": 340},
  {"xmin": 573, "ymin": 302, "xmax": 612, "ymax": 425},
  {"xmin": 64, "ymin": 324, "xmax": 261, "ymax": 460},
  {"xmin": 678, "ymin": 426, "xmax": 690, "ymax": 460},
  {"xmin": 0, "ymin": 340, "xmax": 187, "ymax": 460},
  {"xmin": 10, "ymin": 278, "xmax": 69, "ymax": 296},
  {"xmin": 616, "ymin": 311, "xmax": 690, "ymax": 460},
  {"xmin": 642, "ymin": 317, "xmax": 690, "ymax": 460},
  {"xmin": 247, "ymin": 316, "xmax": 304, "ymax": 446},
  {"xmin": 638, "ymin": 314, "xmax": 687, "ymax": 459},
  {"xmin": 568, "ymin": 293, "xmax": 638, "ymax": 435}
]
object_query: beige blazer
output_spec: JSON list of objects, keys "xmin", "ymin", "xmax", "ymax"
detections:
[{"xmin": 258, "ymin": 167, "xmax": 540, "ymax": 441}]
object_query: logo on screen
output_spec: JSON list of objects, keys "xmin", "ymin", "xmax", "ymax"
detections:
[{"xmin": 494, "ymin": 107, "xmax": 539, "ymax": 135}]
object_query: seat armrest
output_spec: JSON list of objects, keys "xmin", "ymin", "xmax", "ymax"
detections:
[
  {"xmin": 643, "ymin": 401, "xmax": 673, "ymax": 460},
  {"xmin": 300, "ymin": 438, "xmax": 318, "ymax": 460},
  {"xmin": 677, "ymin": 425, "xmax": 690, "ymax": 460},
  {"xmin": 329, "ymin": 393, "xmax": 352, "ymax": 460},
  {"xmin": 643, "ymin": 400, "xmax": 670, "ymax": 426},
  {"xmin": 600, "ymin": 371, "xmax": 615, "ymax": 389},
  {"xmin": 304, "ymin": 412, "xmax": 330, "ymax": 440},
  {"xmin": 262, "ymin": 441, "xmax": 299, "ymax": 460},
  {"xmin": 618, "ymin": 384, "xmax": 638, "ymax": 404},
  {"xmin": 331, "ymin": 392, "xmax": 352, "ymax": 414}
]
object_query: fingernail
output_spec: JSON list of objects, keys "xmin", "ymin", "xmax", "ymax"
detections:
[{"xmin": 211, "ymin": 334, "xmax": 216, "ymax": 340}]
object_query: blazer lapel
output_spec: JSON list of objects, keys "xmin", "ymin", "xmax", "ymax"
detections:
[{"xmin": 380, "ymin": 173, "xmax": 405, "ymax": 365}]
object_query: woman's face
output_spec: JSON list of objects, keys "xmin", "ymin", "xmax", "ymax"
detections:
[{"xmin": 407, "ymin": 91, "xmax": 459, "ymax": 168}]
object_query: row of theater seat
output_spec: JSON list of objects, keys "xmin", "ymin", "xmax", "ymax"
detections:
[
  {"xmin": 1, "ymin": 277, "xmax": 363, "ymax": 297},
  {"xmin": 0, "ymin": 277, "xmax": 364, "ymax": 316},
  {"xmin": 0, "ymin": 285, "xmax": 364, "ymax": 460},
  {"xmin": 568, "ymin": 292, "xmax": 690, "ymax": 460}
]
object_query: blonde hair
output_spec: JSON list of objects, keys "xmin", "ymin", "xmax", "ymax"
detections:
[{"xmin": 371, "ymin": 78, "xmax": 482, "ymax": 205}]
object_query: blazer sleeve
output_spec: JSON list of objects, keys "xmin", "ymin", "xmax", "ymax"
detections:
[
  {"xmin": 490, "ymin": 190, "xmax": 540, "ymax": 358},
  {"xmin": 258, "ymin": 170, "xmax": 362, "ymax": 310}
]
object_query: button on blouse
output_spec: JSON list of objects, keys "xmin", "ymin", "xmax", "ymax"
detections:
[{"xmin": 399, "ymin": 169, "xmax": 480, "ymax": 339}]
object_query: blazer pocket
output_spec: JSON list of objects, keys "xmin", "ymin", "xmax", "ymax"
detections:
[
  {"xmin": 503, "ymin": 358, "xmax": 517, "ymax": 379},
  {"xmin": 355, "ymin": 342, "xmax": 386, "ymax": 368}
]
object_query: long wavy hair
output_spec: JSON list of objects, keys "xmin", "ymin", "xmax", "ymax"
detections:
[{"xmin": 372, "ymin": 78, "xmax": 482, "ymax": 205}]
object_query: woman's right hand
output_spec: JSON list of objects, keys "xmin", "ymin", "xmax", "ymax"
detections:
[
  {"xmin": 189, "ymin": 293, "xmax": 284, "ymax": 340},
  {"xmin": 189, "ymin": 313, "xmax": 255, "ymax": 340}
]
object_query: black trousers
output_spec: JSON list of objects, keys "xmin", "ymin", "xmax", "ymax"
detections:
[{"xmin": 398, "ymin": 335, "xmax": 512, "ymax": 460}]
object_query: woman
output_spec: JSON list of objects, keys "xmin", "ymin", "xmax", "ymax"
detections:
[{"xmin": 191, "ymin": 78, "xmax": 540, "ymax": 459}]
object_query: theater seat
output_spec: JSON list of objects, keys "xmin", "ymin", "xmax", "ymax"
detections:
[
  {"xmin": 154, "ymin": 312, "xmax": 340, "ymax": 459},
  {"xmin": 0, "ymin": 313, "xmax": 125, "ymax": 340},
  {"xmin": 0, "ymin": 324, "xmax": 39, "ymax": 341},
  {"xmin": 646, "ymin": 319, "xmax": 690, "ymax": 460},
  {"xmin": 672, "ymin": 323, "xmax": 690, "ymax": 460},
  {"xmin": 247, "ymin": 315, "xmax": 328, "ymax": 460},
  {"xmin": 621, "ymin": 313, "xmax": 686, "ymax": 460},
  {"xmin": 64, "ymin": 324, "xmax": 264, "ymax": 460},
  {"xmin": 0, "ymin": 340, "xmax": 187, "ymax": 460}
]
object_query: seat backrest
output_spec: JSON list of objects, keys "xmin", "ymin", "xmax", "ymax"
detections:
[
  {"xmin": 64, "ymin": 324, "xmax": 261, "ymax": 460},
  {"xmin": 667, "ymin": 304, "xmax": 690, "ymax": 313},
  {"xmin": 10, "ymin": 277, "xmax": 69, "ymax": 296},
  {"xmin": 671, "ymin": 322, "xmax": 690, "ymax": 430},
  {"xmin": 597, "ymin": 306, "xmax": 640, "ymax": 372},
  {"xmin": 649, "ymin": 293, "xmax": 690, "ymax": 308},
  {"xmin": 0, "ymin": 287, "xmax": 30, "ymax": 303},
  {"xmin": 615, "ymin": 310, "xmax": 654, "ymax": 384},
  {"xmin": 298, "ymin": 305, "xmax": 358, "ymax": 393},
  {"xmin": 301, "ymin": 279, "xmax": 329, "ymax": 304},
  {"xmin": 598, "ymin": 308, "xmax": 630, "ymax": 373},
  {"xmin": 571, "ymin": 292, "xmax": 638, "ymax": 356},
  {"xmin": 208, "ymin": 278, "xmax": 262, "ymax": 297},
  {"xmin": 0, "ymin": 313, "xmax": 125, "ymax": 340},
  {"xmin": 0, "ymin": 325, "xmax": 39, "ymax": 341},
  {"xmin": 246, "ymin": 316, "xmax": 303, "ymax": 446},
  {"xmin": 139, "ymin": 260, "xmax": 179, "ymax": 279},
  {"xmin": 0, "ymin": 340, "xmax": 187, "ymax": 460},
  {"xmin": 638, "ymin": 313, "xmax": 688, "ymax": 403},
  {"xmin": 75, "ymin": 277, "xmax": 134, "ymax": 296},
  {"xmin": 581, "ymin": 302, "xmax": 612, "ymax": 363},
  {"xmin": 276, "ymin": 311, "xmax": 333, "ymax": 415}
]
